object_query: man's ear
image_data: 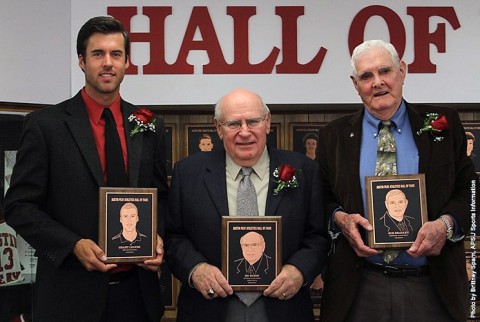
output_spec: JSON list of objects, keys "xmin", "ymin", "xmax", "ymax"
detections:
[
  {"xmin": 78, "ymin": 55, "xmax": 85, "ymax": 73},
  {"xmin": 265, "ymin": 111, "xmax": 271, "ymax": 135},
  {"xmin": 214, "ymin": 119, "xmax": 223, "ymax": 140},
  {"xmin": 399, "ymin": 60, "xmax": 407, "ymax": 82},
  {"xmin": 350, "ymin": 75, "xmax": 359, "ymax": 93}
]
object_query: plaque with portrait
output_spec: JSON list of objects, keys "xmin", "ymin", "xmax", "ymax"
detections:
[
  {"xmin": 365, "ymin": 174, "xmax": 427, "ymax": 249},
  {"xmin": 289, "ymin": 123, "xmax": 325, "ymax": 161},
  {"xmin": 462, "ymin": 123, "xmax": 480, "ymax": 174},
  {"xmin": 185, "ymin": 124, "xmax": 222, "ymax": 156},
  {"xmin": 99, "ymin": 187, "xmax": 157, "ymax": 263},
  {"xmin": 221, "ymin": 216, "xmax": 282, "ymax": 291}
]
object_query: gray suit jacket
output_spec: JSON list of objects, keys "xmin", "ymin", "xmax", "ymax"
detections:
[
  {"xmin": 165, "ymin": 147, "xmax": 328, "ymax": 322},
  {"xmin": 4, "ymin": 91, "xmax": 169, "ymax": 322},
  {"xmin": 318, "ymin": 102, "xmax": 476, "ymax": 322}
]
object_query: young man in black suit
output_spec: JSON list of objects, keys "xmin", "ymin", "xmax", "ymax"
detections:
[{"xmin": 4, "ymin": 16, "xmax": 168, "ymax": 322}]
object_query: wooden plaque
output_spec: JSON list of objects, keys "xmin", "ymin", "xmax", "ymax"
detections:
[
  {"xmin": 365, "ymin": 174, "xmax": 427, "ymax": 249},
  {"xmin": 221, "ymin": 216, "xmax": 282, "ymax": 291},
  {"xmin": 99, "ymin": 187, "xmax": 157, "ymax": 263}
]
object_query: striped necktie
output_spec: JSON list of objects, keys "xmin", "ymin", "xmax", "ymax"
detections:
[{"xmin": 375, "ymin": 120, "xmax": 399, "ymax": 263}]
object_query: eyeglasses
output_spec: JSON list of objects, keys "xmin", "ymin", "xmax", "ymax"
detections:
[
  {"xmin": 219, "ymin": 117, "xmax": 266, "ymax": 131},
  {"xmin": 241, "ymin": 242, "xmax": 263, "ymax": 249}
]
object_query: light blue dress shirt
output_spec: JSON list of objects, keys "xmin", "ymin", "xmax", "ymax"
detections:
[{"xmin": 360, "ymin": 100, "xmax": 427, "ymax": 266}]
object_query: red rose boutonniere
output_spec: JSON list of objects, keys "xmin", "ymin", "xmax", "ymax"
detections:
[
  {"xmin": 128, "ymin": 108, "xmax": 156, "ymax": 137},
  {"xmin": 272, "ymin": 164, "xmax": 302, "ymax": 195},
  {"xmin": 416, "ymin": 113, "xmax": 448, "ymax": 142}
]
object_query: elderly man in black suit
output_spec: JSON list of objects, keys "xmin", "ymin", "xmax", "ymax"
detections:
[
  {"xmin": 318, "ymin": 40, "xmax": 476, "ymax": 322},
  {"xmin": 4, "ymin": 16, "xmax": 168, "ymax": 322},
  {"xmin": 165, "ymin": 88, "xmax": 327, "ymax": 322}
]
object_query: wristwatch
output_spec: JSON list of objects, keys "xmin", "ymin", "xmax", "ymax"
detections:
[{"xmin": 439, "ymin": 215, "xmax": 453, "ymax": 240}]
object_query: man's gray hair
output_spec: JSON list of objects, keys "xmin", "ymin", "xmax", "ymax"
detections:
[{"xmin": 351, "ymin": 40, "xmax": 401, "ymax": 77}]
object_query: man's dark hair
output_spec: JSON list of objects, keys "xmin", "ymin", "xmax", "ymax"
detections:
[
  {"xmin": 76, "ymin": 16, "xmax": 130, "ymax": 61},
  {"xmin": 302, "ymin": 132, "xmax": 319, "ymax": 145},
  {"xmin": 466, "ymin": 131, "xmax": 476, "ymax": 142}
]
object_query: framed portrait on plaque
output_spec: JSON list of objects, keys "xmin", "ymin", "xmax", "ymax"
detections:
[
  {"xmin": 288, "ymin": 123, "xmax": 325, "ymax": 161},
  {"xmin": 99, "ymin": 187, "xmax": 157, "ymax": 263},
  {"xmin": 365, "ymin": 174, "xmax": 427, "ymax": 249},
  {"xmin": 462, "ymin": 122, "xmax": 480, "ymax": 173},
  {"xmin": 221, "ymin": 216, "xmax": 282, "ymax": 291},
  {"xmin": 185, "ymin": 124, "xmax": 222, "ymax": 156}
]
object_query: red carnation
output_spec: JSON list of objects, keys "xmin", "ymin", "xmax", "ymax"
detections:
[
  {"xmin": 278, "ymin": 164, "xmax": 296, "ymax": 182},
  {"xmin": 430, "ymin": 115, "xmax": 448, "ymax": 131},
  {"xmin": 134, "ymin": 108, "xmax": 155, "ymax": 124}
]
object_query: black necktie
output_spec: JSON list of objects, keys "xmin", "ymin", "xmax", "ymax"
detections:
[{"xmin": 102, "ymin": 108, "xmax": 128, "ymax": 187}]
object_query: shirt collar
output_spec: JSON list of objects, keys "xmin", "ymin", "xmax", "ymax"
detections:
[
  {"xmin": 81, "ymin": 88, "xmax": 122, "ymax": 125},
  {"xmin": 364, "ymin": 99, "xmax": 407, "ymax": 138},
  {"xmin": 226, "ymin": 146, "xmax": 270, "ymax": 181}
]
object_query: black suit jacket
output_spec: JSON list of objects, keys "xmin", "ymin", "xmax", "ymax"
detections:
[
  {"xmin": 317, "ymin": 102, "xmax": 476, "ymax": 322},
  {"xmin": 4, "ymin": 91, "xmax": 169, "ymax": 322},
  {"xmin": 165, "ymin": 148, "xmax": 328, "ymax": 322}
]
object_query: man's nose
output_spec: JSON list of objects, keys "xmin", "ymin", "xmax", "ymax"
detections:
[
  {"xmin": 372, "ymin": 74, "xmax": 384, "ymax": 88},
  {"xmin": 238, "ymin": 126, "xmax": 251, "ymax": 136},
  {"xmin": 103, "ymin": 54, "xmax": 113, "ymax": 67}
]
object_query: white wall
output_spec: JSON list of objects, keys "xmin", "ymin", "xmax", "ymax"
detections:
[
  {"xmin": 1, "ymin": 0, "xmax": 479, "ymax": 105},
  {"xmin": 0, "ymin": 0, "xmax": 71, "ymax": 104}
]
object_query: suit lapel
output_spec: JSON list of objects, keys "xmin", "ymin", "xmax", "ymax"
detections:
[
  {"xmin": 122, "ymin": 103, "xmax": 142, "ymax": 186},
  {"xmin": 65, "ymin": 92, "xmax": 104, "ymax": 187},
  {"xmin": 265, "ymin": 150, "xmax": 283, "ymax": 215},
  {"xmin": 204, "ymin": 152, "xmax": 229, "ymax": 216},
  {"xmin": 344, "ymin": 111, "xmax": 363, "ymax": 192},
  {"xmin": 406, "ymin": 103, "xmax": 432, "ymax": 174}
]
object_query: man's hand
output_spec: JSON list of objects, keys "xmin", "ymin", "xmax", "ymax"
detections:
[
  {"xmin": 263, "ymin": 264, "xmax": 303, "ymax": 300},
  {"xmin": 139, "ymin": 235, "xmax": 164, "ymax": 272},
  {"xmin": 334, "ymin": 211, "xmax": 381, "ymax": 257},
  {"xmin": 73, "ymin": 239, "xmax": 117, "ymax": 272},
  {"xmin": 191, "ymin": 263, "xmax": 233, "ymax": 299},
  {"xmin": 407, "ymin": 219, "xmax": 447, "ymax": 257}
]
